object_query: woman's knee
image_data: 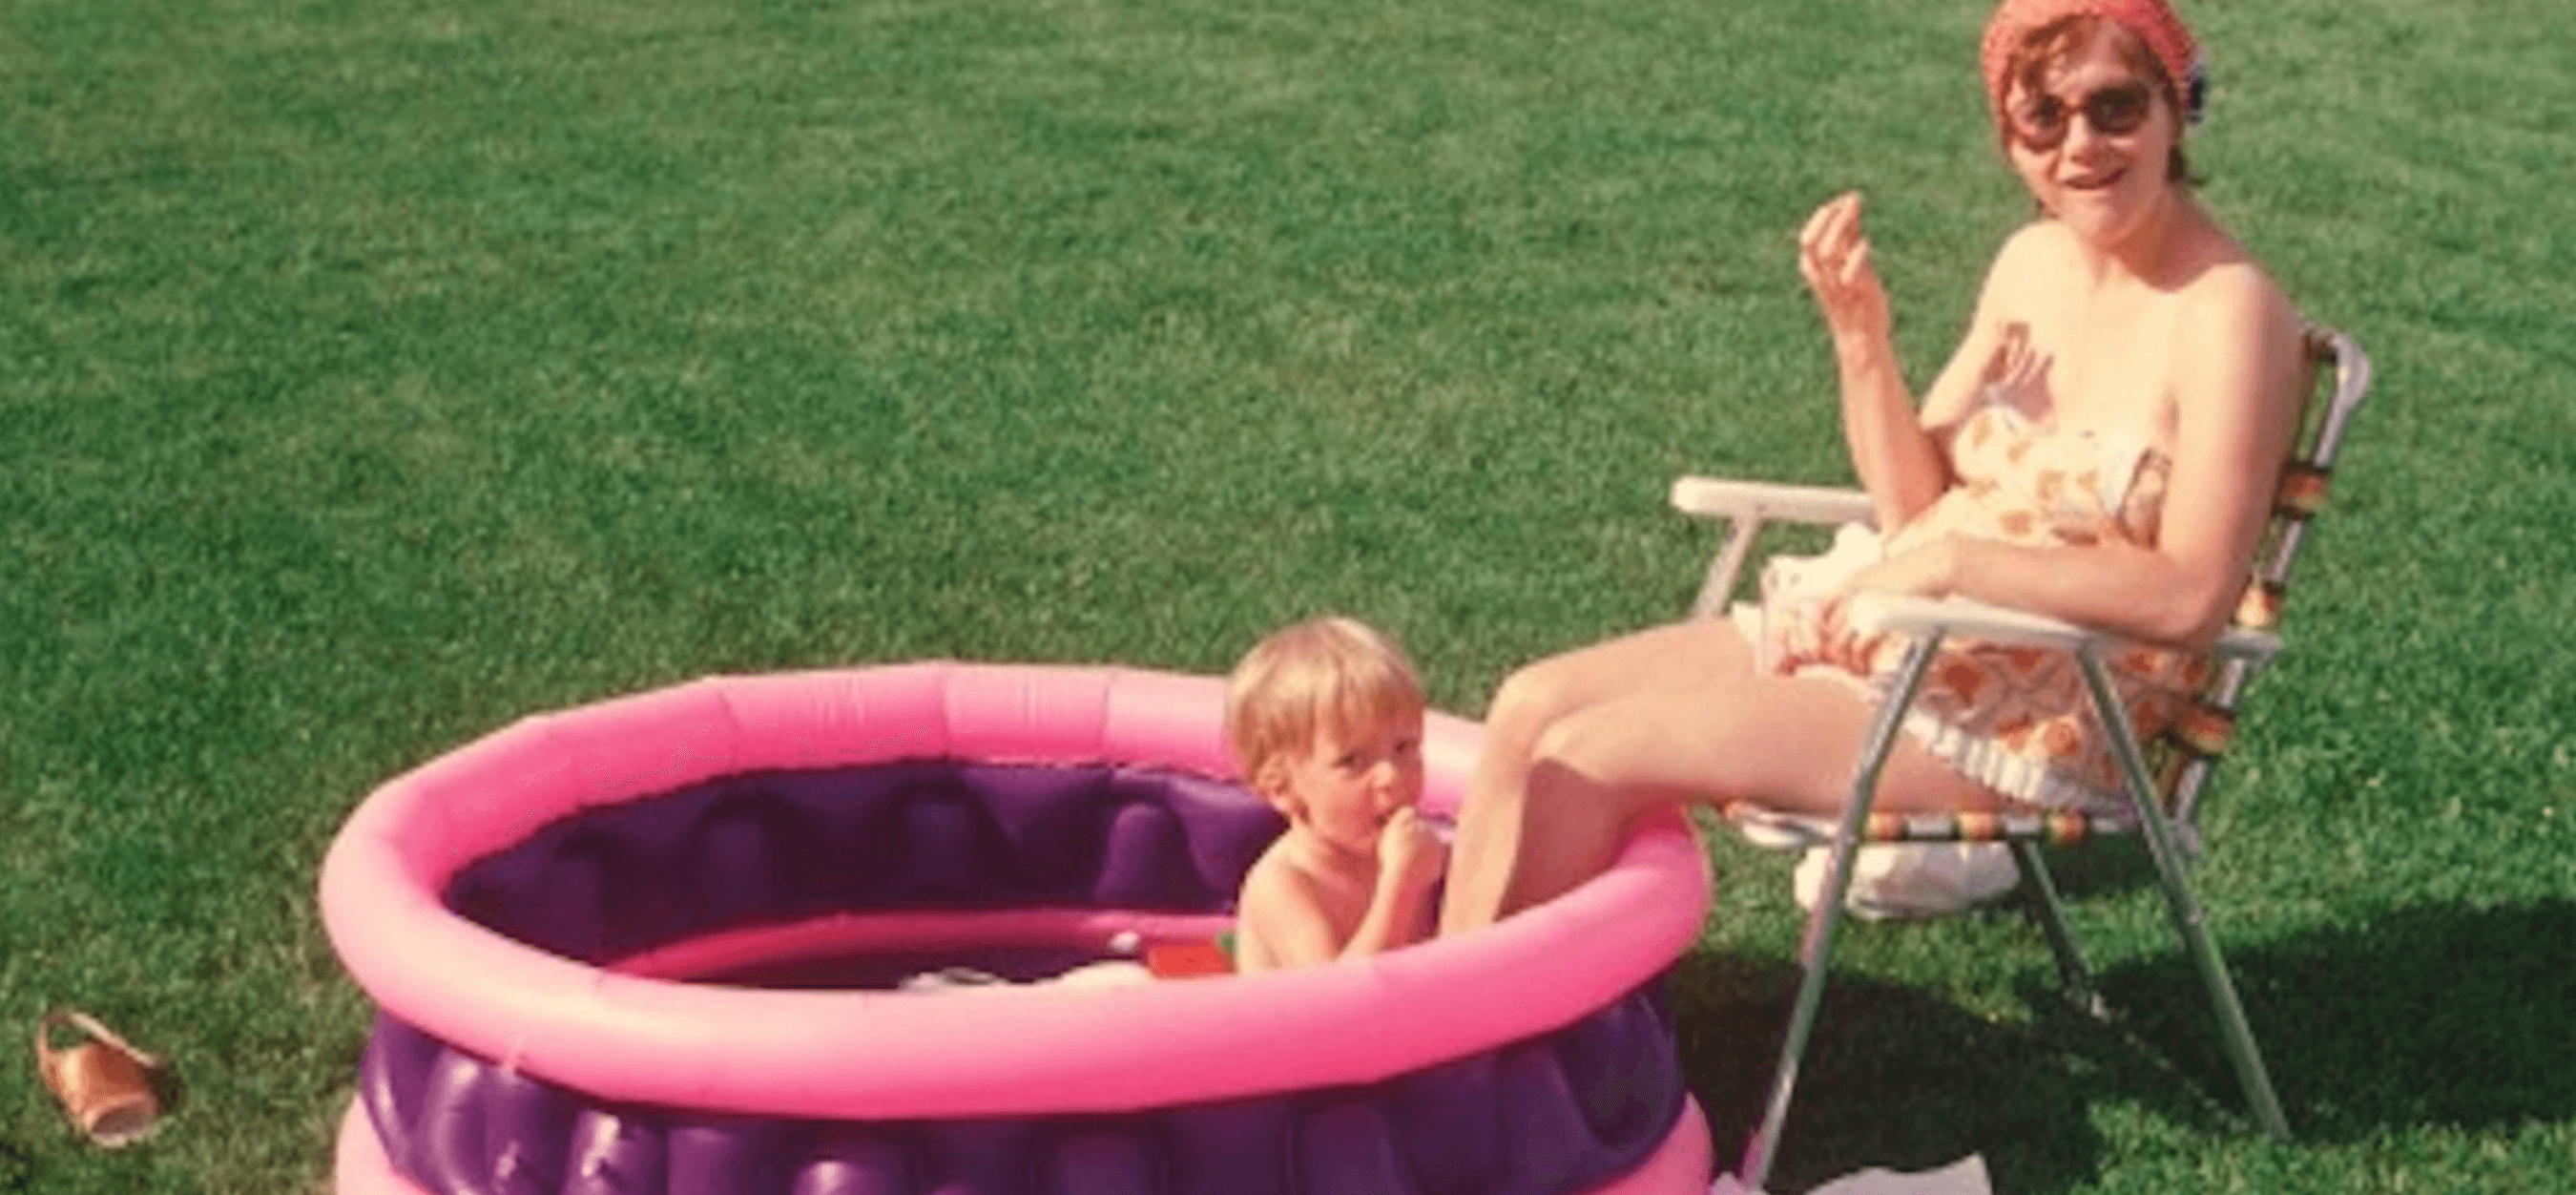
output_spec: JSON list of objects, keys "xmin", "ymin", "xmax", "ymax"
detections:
[{"xmin": 1486, "ymin": 658, "xmax": 1576, "ymax": 743}]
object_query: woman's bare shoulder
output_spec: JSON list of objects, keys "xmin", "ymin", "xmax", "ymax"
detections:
[
  {"xmin": 2175, "ymin": 256, "xmax": 2302, "ymax": 358},
  {"xmin": 2167, "ymin": 256, "xmax": 2305, "ymax": 435}
]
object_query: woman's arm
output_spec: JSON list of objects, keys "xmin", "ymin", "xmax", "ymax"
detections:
[
  {"xmin": 1840, "ymin": 265, "xmax": 2306, "ymax": 648},
  {"xmin": 2131, "ymin": 265, "xmax": 2307, "ymax": 641},
  {"xmin": 1799, "ymin": 194, "xmax": 2015, "ymax": 530}
]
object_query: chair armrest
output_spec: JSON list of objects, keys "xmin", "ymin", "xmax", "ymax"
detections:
[
  {"xmin": 1846, "ymin": 595, "xmax": 2285, "ymax": 664},
  {"xmin": 1671, "ymin": 477, "xmax": 1877, "ymax": 620},
  {"xmin": 1669, "ymin": 477, "xmax": 1876, "ymax": 528}
]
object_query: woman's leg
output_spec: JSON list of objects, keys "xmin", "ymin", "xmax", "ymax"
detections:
[
  {"xmin": 1491, "ymin": 667, "xmax": 2005, "ymax": 918},
  {"xmin": 1439, "ymin": 619, "xmax": 1765, "ymax": 934}
]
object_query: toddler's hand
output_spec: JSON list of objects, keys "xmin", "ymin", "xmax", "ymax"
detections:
[{"xmin": 1378, "ymin": 807, "xmax": 1449, "ymax": 891}]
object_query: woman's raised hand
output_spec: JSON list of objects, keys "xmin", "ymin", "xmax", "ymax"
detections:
[{"xmin": 1797, "ymin": 192, "xmax": 1892, "ymax": 358}]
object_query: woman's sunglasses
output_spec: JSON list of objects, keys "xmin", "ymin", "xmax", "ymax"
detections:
[{"xmin": 2010, "ymin": 81, "xmax": 2155, "ymax": 151}]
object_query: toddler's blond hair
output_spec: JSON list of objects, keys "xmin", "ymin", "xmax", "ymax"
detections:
[{"xmin": 1225, "ymin": 617, "xmax": 1425, "ymax": 788}]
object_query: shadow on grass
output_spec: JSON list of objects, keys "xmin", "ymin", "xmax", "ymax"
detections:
[
  {"xmin": 0, "ymin": 1137, "xmax": 29, "ymax": 1194},
  {"xmin": 2020, "ymin": 836, "xmax": 2161, "ymax": 902},
  {"xmin": 1668, "ymin": 899, "xmax": 2576, "ymax": 1191},
  {"xmin": 2093, "ymin": 898, "xmax": 2576, "ymax": 1141},
  {"xmin": 1672, "ymin": 954, "xmax": 2111, "ymax": 1195}
]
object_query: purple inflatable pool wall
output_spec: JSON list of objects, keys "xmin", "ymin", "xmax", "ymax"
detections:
[{"xmin": 322, "ymin": 662, "xmax": 1714, "ymax": 1194}]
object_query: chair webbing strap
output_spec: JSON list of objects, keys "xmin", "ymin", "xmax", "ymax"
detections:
[
  {"xmin": 2275, "ymin": 461, "xmax": 2331, "ymax": 517},
  {"xmin": 1723, "ymin": 800, "xmax": 2119, "ymax": 848}
]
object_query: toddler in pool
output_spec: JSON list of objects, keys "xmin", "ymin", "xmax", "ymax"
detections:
[{"xmin": 1225, "ymin": 617, "xmax": 1448, "ymax": 974}]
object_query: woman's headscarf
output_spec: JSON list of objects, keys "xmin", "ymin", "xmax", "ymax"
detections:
[{"xmin": 1981, "ymin": 0, "xmax": 2206, "ymax": 132}]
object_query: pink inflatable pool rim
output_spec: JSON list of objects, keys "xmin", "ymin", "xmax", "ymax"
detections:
[{"xmin": 321, "ymin": 661, "xmax": 1715, "ymax": 1195}]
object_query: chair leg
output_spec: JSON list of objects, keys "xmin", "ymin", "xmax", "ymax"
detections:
[
  {"xmin": 1693, "ymin": 517, "xmax": 1765, "ymax": 620},
  {"xmin": 2076, "ymin": 650, "xmax": 2291, "ymax": 1139},
  {"xmin": 1737, "ymin": 636, "xmax": 1942, "ymax": 1192},
  {"xmin": 2009, "ymin": 840, "xmax": 2108, "ymax": 1019}
]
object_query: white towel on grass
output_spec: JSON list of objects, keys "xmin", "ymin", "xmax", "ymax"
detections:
[{"xmin": 1713, "ymin": 1155, "xmax": 1991, "ymax": 1195}]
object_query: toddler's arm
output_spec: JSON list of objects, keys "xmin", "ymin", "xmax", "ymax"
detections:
[{"xmin": 1337, "ymin": 808, "xmax": 1447, "ymax": 960}]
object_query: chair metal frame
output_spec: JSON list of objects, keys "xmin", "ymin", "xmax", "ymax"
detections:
[{"xmin": 1670, "ymin": 325, "xmax": 2371, "ymax": 1190}]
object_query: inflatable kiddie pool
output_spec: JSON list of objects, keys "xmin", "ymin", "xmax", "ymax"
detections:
[{"xmin": 322, "ymin": 662, "xmax": 1714, "ymax": 1195}]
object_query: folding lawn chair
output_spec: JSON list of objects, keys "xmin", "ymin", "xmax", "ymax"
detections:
[{"xmin": 1670, "ymin": 324, "xmax": 2371, "ymax": 1190}]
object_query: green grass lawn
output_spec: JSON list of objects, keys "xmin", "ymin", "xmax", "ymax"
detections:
[{"xmin": 5, "ymin": 0, "xmax": 2571, "ymax": 1190}]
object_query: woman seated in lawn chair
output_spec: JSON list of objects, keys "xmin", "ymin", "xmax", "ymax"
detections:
[{"xmin": 1438, "ymin": 0, "xmax": 2312, "ymax": 932}]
